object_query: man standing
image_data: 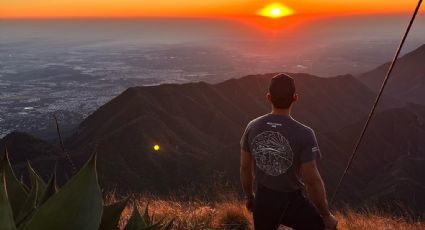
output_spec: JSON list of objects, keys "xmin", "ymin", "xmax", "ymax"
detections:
[{"xmin": 240, "ymin": 73, "xmax": 338, "ymax": 230}]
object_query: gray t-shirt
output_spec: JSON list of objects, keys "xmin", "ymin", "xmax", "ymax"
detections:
[{"xmin": 240, "ymin": 114, "xmax": 321, "ymax": 192}]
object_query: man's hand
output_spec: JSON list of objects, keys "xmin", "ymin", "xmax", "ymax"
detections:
[
  {"xmin": 245, "ymin": 194, "xmax": 254, "ymax": 212},
  {"xmin": 322, "ymin": 213, "xmax": 338, "ymax": 230}
]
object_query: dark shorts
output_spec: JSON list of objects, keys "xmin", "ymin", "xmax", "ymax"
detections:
[{"xmin": 253, "ymin": 185, "xmax": 324, "ymax": 230}]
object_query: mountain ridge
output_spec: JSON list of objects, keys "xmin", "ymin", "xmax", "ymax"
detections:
[
  {"xmin": 358, "ymin": 44, "xmax": 425, "ymax": 105},
  {"xmin": 64, "ymin": 72, "xmax": 390, "ymax": 192}
]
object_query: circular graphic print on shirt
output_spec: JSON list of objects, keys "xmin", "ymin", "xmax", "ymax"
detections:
[{"xmin": 251, "ymin": 131, "xmax": 294, "ymax": 176}]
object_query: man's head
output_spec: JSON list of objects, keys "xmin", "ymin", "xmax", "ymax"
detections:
[{"xmin": 267, "ymin": 73, "xmax": 298, "ymax": 109}]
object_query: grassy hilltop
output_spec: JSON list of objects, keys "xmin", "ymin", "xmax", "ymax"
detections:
[{"xmin": 113, "ymin": 194, "xmax": 425, "ymax": 230}]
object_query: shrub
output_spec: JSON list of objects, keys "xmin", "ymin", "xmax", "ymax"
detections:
[{"xmin": 214, "ymin": 202, "xmax": 252, "ymax": 230}]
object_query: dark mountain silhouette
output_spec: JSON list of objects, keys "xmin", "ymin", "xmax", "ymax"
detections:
[
  {"xmin": 0, "ymin": 132, "xmax": 84, "ymax": 185},
  {"xmin": 319, "ymin": 104, "xmax": 425, "ymax": 211},
  {"xmin": 69, "ymin": 73, "xmax": 385, "ymax": 147},
  {"xmin": 0, "ymin": 131, "xmax": 61, "ymax": 163},
  {"xmin": 65, "ymin": 73, "xmax": 384, "ymax": 192},
  {"xmin": 359, "ymin": 44, "xmax": 425, "ymax": 105}
]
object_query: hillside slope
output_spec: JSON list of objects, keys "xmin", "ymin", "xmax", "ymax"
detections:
[
  {"xmin": 319, "ymin": 104, "xmax": 425, "ymax": 211},
  {"xmin": 0, "ymin": 132, "xmax": 84, "ymax": 185},
  {"xmin": 66, "ymin": 73, "xmax": 382, "ymax": 192},
  {"xmin": 358, "ymin": 44, "xmax": 425, "ymax": 105}
]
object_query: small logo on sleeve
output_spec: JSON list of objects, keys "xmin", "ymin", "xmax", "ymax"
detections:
[{"xmin": 312, "ymin": 147, "xmax": 319, "ymax": 152}]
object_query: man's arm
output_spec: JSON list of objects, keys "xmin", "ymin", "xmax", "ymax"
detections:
[
  {"xmin": 300, "ymin": 160, "xmax": 330, "ymax": 216},
  {"xmin": 240, "ymin": 150, "xmax": 254, "ymax": 210},
  {"xmin": 301, "ymin": 160, "xmax": 338, "ymax": 229}
]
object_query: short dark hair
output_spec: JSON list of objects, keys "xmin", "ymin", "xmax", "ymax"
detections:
[{"xmin": 268, "ymin": 73, "xmax": 296, "ymax": 109}]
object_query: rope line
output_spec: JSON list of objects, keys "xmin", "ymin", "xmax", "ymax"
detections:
[{"xmin": 330, "ymin": 0, "xmax": 423, "ymax": 205}]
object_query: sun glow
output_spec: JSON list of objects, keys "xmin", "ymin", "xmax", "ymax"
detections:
[{"xmin": 257, "ymin": 3, "xmax": 294, "ymax": 19}]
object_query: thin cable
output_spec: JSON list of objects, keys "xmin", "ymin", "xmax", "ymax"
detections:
[{"xmin": 330, "ymin": 0, "xmax": 423, "ymax": 205}]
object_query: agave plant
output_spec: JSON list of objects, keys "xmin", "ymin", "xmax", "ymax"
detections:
[{"xmin": 0, "ymin": 149, "xmax": 173, "ymax": 230}]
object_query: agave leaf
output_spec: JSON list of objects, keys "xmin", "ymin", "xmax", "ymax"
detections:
[
  {"xmin": 123, "ymin": 205, "xmax": 147, "ymax": 230},
  {"xmin": 0, "ymin": 150, "xmax": 28, "ymax": 219},
  {"xmin": 16, "ymin": 161, "xmax": 49, "ymax": 225},
  {"xmin": 23, "ymin": 154, "xmax": 103, "ymax": 230},
  {"xmin": 26, "ymin": 162, "xmax": 46, "ymax": 204},
  {"xmin": 0, "ymin": 168, "xmax": 17, "ymax": 230},
  {"xmin": 19, "ymin": 175, "xmax": 29, "ymax": 193},
  {"xmin": 37, "ymin": 171, "xmax": 57, "ymax": 206},
  {"xmin": 142, "ymin": 204, "xmax": 153, "ymax": 226},
  {"xmin": 124, "ymin": 204, "xmax": 164, "ymax": 230},
  {"xmin": 15, "ymin": 176, "xmax": 38, "ymax": 226},
  {"xmin": 99, "ymin": 197, "xmax": 129, "ymax": 230}
]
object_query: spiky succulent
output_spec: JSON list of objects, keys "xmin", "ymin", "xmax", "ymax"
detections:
[{"xmin": 0, "ymin": 150, "xmax": 172, "ymax": 230}]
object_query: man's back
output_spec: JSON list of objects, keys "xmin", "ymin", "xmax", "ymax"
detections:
[
  {"xmin": 240, "ymin": 113, "xmax": 321, "ymax": 192},
  {"xmin": 239, "ymin": 74, "xmax": 337, "ymax": 230}
]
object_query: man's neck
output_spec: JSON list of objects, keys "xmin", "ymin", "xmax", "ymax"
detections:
[{"xmin": 270, "ymin": 107, "xmax": 291, "ymax": 116}]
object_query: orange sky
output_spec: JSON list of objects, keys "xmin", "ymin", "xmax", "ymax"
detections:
[{"xmin": 0, "ymin": 0, "xmax": 422, "ymax": 19}]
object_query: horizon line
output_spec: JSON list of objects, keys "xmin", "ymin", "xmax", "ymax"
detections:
[{"xmin": 0, "ymin": 11, "xmax": 414, "ymax": 20}]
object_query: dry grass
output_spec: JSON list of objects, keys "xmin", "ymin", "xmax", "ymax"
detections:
[
  {"xmin": 106, "ymin": 194, "xmax": 425, "ymax": 230},
  {"xmin": 335, "ymin": 211, "xmax": 425, "ymax": 230}
]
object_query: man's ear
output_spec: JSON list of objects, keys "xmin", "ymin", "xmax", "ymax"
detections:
[
  {"xmin": 293, "ymin": 93, "xmax": 299, "ymax": 102},
  {"xmin": 267, "ymin": 93, "xmax": 272, "ymax": 102}
]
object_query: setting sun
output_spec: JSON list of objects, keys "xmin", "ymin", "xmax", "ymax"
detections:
[{"xmin": 257, "ymin": 3, "xmax": 295, "ymax": 19}]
